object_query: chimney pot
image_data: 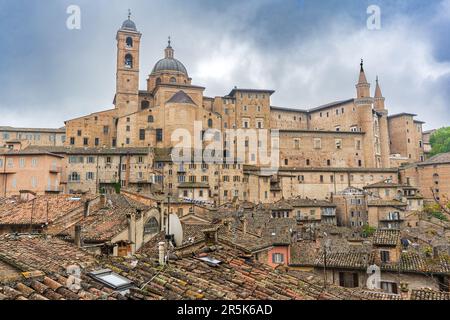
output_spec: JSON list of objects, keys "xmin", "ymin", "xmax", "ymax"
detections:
[
  {"xmin": 243, "ymin": 218, "xmax": 248, "ymax": 235},
  {"xmin": 100, "ymin": 194, "xmax": 106, "ymax": 208},
  {"xmin": 83, "ymin": 201, "xmax": 90, "ymax": 218},
  {"xmin": 158, "ymin": 242, "xmax": 166, "ymax": 266},
  {"xmin": 74, "ymin": 225, "xmax": 82, "ymax": 248}
]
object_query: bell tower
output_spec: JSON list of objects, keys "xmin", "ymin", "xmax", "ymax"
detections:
[{"xmin": 115, "ymin": 10, "xmax": 141, "ymax": 117}]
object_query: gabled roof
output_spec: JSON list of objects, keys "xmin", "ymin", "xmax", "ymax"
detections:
[
  {"xmin": 372, "ymin": 229, "xmax": 400, "ymax": 246},
  {"xmin": 289, "ymin": 198, "xmax": 336, "ymax": 208},
  {"xmin": 227, "ymin": 88, "xmax": 275, "ymax": 97},
  {"xmin": 387, "ymin": 113, "xmax": 418, "ymax": 119},
  {"xmin": 363, "ymin": 181, "xmax": 408, "ymax": 189},
  {"xmin": 166, "ymin": 91, "xmax": 196, "ymax": 105},
  {"xmin": 0, "ymin": 195, "xmax": 94, "ymax": 226},
  {"xmin": 0, "ymin": 126, "xmax": 65, "ymax": 133},
  {"xmin": 307, "ymin": 99, "xmax": 355, "ymax": 113},
  {"xmin": 418, "ymin": 152, "xmax": 450, "ymax": 166},
  {"xmin": 367, "ymin": 200, "xmax": 407, "ymax": 207},
  {"xmin": 58, "ymin": 194, "xmax": 149, "ymax": 243},
  {"xmin": 411, "ymin": 289, "xmax": 450, "ymax": 300}
]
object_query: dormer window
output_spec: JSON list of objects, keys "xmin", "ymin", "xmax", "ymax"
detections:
[
  {"xmin": 126, "ymin": 37, "xmax": 133, "ymax": 48},
  {"xmin": 124, "ymin": 54, "xmax": 133, "ymax": 68}
]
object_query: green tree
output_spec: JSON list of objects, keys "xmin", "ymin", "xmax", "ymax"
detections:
[
  {"xmin": 429, "ymin": 127, "xmax": 450, "ymax": 156},
  {"xmin": 362, "ymin": 225, "xmax": 376, "ymax": 237}
]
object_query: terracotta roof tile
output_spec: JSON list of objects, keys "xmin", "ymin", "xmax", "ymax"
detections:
[
  {"xmin": 411, "ymin": 289, "xmax": 450, "ymax": 300},
  {"xmin": 0, "ymin": 195, "xmax": 93, "ymax": 226},
  {"xmin": 373, "ymin": 229, "xmax": 400, "ymax": 246}
]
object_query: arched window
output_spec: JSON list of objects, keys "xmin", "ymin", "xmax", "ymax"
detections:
[
  {"xmin": 141, "ymin": 100, "xmax": 150, "ymax": 110},
  {"xmin": 170, "ymin": 77, "xmax": 177, "ymax": 83},
  {"xmin": 126, "ymin": 37, "xmax": 133, "ymax": 48},
  {"xmin": 144, "ymin": 217, "xmax": 159, "ymax": 234},
  {"xmin": 148, "ymin": 115, "xmax": 154, "ymax": 123},
  {"xmin": 156, "ymin": 78, "xmax": 162, "ymax": 85},
  {"xmin": 69, "ymin": 172, "xmax": 80, "ymax": 182},
  {"xmin": 207, "ymin": 119, "xmax": 213, "ymax": 128},
  {"xmin": 124, "ymin": 54, "xmax": 133, "ymax": 68}
]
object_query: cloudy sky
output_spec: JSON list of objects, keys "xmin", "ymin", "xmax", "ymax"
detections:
[{"xmin": 0, "ymin": 0, "xmax": 449, "ymax": 130}]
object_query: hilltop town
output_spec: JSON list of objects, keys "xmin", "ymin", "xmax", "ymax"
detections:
[{"xmin": 0, "ymin": 15, "xmax": 449, "ymax": 301}]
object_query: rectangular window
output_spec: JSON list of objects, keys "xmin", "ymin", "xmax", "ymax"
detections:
[
  {"xmin": 381, "ymin": 250, "xmax": 390, "ymax": 263},
  {"xmin": 139, "ymin": 129, "xmax": 146, "ymax": 140},
  {"xmin": 19, "ymin": 158, "xmax": 25, "ymax": 168},
  {"xmin": 87, "ymin": 156, "xmax": 95, "ymax": 164},
  {"xmin": 95, "ymin": 138, "xmax": 99, "ymax": 146},
  {"xmin": 103, "ymin": 126, "xmax": 109, "ymax": 134},
  {"xmin": 70, "ymin": 137, "xmax": 75, "ymax": 145},
  {"xmin": 156, "ymin": 129, "xmax": 163, "ymax": 142},
  {"xmin": 272, "ymin": 253, "xmax": 284, "ymax": 264},
  {"xmin": 313, "ymin": 138, "xmax": 322, "ymax": 149},
  {"xmin": 31, "ymin": 177, "xmax": 37, "ymax": 188},
  {"xmin": 381, "ymin": 282, "xmax": 398, "ymax": 294},
  {"xmin": 86, "ymin": 172, "xmax": 95, "ymax": 180},
  {"xmin": 77, "ymin": 130, "xmax": 82, "ymax": 137},
  {"xmin": 83, "ymin": 138, "xmax": 89, "ymax": 146},
  {"xmin": 355, "ymin": 139, "xmax": 361, "ymax": 150}
]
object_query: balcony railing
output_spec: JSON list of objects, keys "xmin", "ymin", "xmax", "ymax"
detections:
[
  {"xmin": 49, "ymin": 166, "xmax": 62, "ymax": 173},
  {"xmin": 0, "ymin": 167, "xmax": 16, "ymax": 174}
]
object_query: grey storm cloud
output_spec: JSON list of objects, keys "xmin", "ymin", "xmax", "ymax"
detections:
[{"xmin": 0, "ymin": 0, "xmax": 448, "ymax": 130}]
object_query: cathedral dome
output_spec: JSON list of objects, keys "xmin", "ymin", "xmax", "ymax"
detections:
[
  {"xmin": 121, "ymin": 18, "xmax": 137, "ymax": 31},
  {"xmin": 152, "ymin": 58, "xmax": 188, "ymax": 75},
  {"xmin": 151, "ymin": 40, "xmax": 188, "ymax": 76}
]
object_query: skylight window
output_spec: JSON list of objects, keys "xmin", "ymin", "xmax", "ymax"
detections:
[
  {"xmin": 88, "ymin": 269, "xmax": 134, "ymax": 293},
  {"xmin": 198, "ymin": 256, "xmax": 222, "ymax": 266}
]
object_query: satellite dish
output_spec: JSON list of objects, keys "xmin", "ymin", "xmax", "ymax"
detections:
[{"xmin": 168, "ymin": 213, "xmax": 183, "ymax": 247}]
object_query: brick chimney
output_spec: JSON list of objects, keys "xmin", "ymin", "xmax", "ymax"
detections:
[
  {"xmin": 100, "ymin": 194, "xmax": 106, "ymax": 208},
  {"xmin": 241, "ymin": 217, "xmax": 248, "ymax": 235},
  {"xmin": 83, "ymin": 200, "xmax": 90, "ymax": 218},
  {"xmin": 203, "ymin": 227, "xmax": 219, "ymax": 246},
  {"xmin": 400, "ymin": 282, "xmax": 410, "ymax": 300},
  {"xmin": 74, "ymin": 225, "xmax": 82, "ymax": 248},
  {"xmin": 127, "ymin": 213, "xmax": 136, "ymax": 253}
]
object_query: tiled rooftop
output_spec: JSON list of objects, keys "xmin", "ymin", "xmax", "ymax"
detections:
[
  {"xmin": 314, "ymin": 251, "xmax": 370, "ymax": 270},
  {"xmin": 0, "ymin": 195, "xmax": 92, "ymax": 226},
  {"xmin": 59, "ymin": 194, "xmax": 149, "ymax": 243},
  {"xmin": 367, "ymin": 200, "xmax": 407, "ymax": 207},
  {"xmin": 418, "ymin": 152, "xmax": 450, "ymax": 166},
  {"xmin": 372, "ymin": 229, "xmax": 400, "ymax": 246},
  {"xmin": 410, "ymin": 289, "xmax": 450, "ymax": 300},
  {"xmin": 0, "ymin": 235, "xmax": 98, "ymax": 274},
  {"xmin": 109, "ymin": 246, "xmax": 368, "ymax": 300}
]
